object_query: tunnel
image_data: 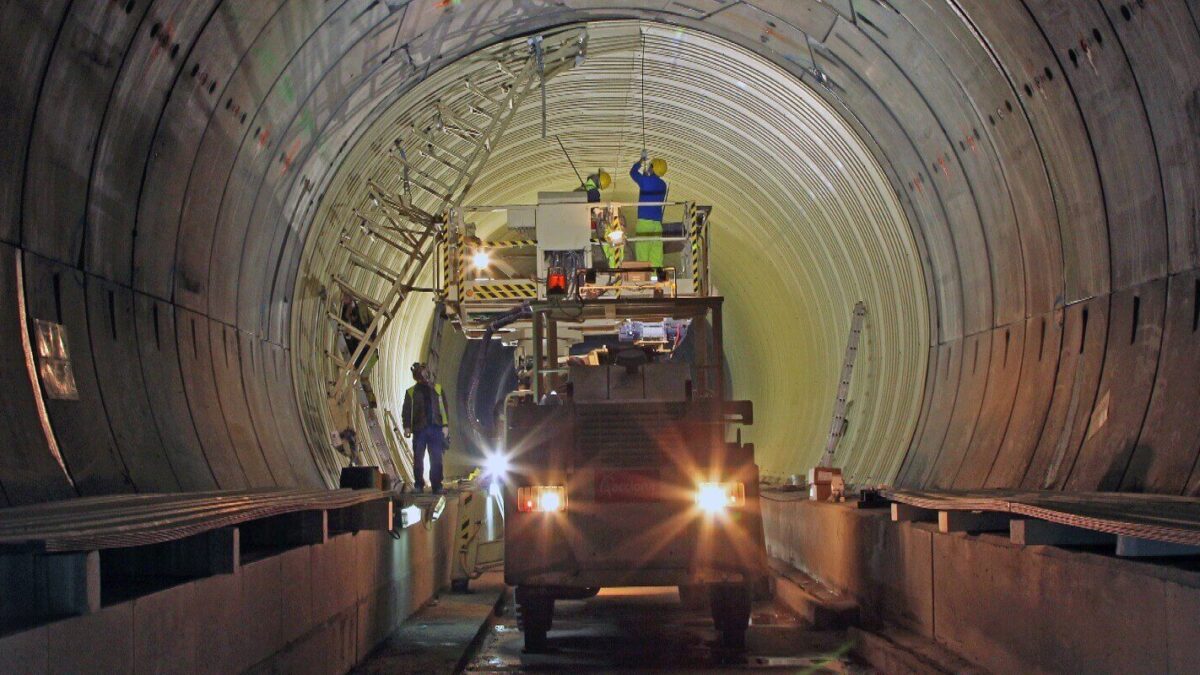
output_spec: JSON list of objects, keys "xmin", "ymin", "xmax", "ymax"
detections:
[{"xmin": 1, "ymin": 1, "xmax": 1199, "ymax": 673}]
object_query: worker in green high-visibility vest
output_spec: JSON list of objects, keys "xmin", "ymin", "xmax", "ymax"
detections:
[
  {"xmin": 402, "ymin": 362, "xmax": 450, "ymax": 494},
  {"xmin": 629, "ymin": 151, "xmax": 668, "ymax": 267}
]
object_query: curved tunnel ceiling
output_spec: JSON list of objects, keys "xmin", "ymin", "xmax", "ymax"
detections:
[
  {"xmin": 298, "ymin": 20, "xmax": 927, "ymax": 483},
  {"xmin": 1, "ymin": 1, "xmax": 1199, "ymax": 504}
]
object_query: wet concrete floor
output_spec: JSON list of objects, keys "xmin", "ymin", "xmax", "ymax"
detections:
[{"xmin": 465, "ymin": 587, "xmax": 871, "ymax": 673}]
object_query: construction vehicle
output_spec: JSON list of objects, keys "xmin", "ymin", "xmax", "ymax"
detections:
[{"xmin": 439, "ymin": 191, "xmax": 767, "ymax": 651}]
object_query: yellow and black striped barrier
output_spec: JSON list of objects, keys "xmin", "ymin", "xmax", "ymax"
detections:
[
  {"xmin": 480, "ymin": 239, "xmax": 537, "ymax": 249},
  {"xmin": 464, "ymin": 281, "xmax": 539, "ymax": 300},
  {"xmin": 688, "ymin": 206, "xmax": 703, "ymax": 294}
]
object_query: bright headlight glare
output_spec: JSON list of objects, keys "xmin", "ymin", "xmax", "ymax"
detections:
[
  {"xmin": 482, "ymin": 450, "xmax": 510, "ymax": 479},
  {"xmin": 606, "ymin": 228, "xmax": 625, "ymax": 245},
  {"xmin": 695, "ymin": 482, "xmax": 746, "ymax": 513},
  {"xmin": 517, "ymin": 486, "xmax": 567, "ymax": 513},
  {"xmin": 471, "ymin": 249, "xmax": 491, "ymax": 269}
]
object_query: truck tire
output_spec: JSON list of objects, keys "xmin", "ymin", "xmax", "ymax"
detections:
[
  {"xmin": 709, "ymin": 583, "xmax": 751, "ymax": 650},
  {"xmin": 516, "ymin": 586, "xmax": 555, "ymax": 652}
]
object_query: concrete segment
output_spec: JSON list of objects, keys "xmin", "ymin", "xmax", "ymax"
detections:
[
  {"xmin": 279, "ymin": 544, "xmax": 316, "ymax": 646},
  {"xmin": 46, "ymin": 603, "xmax": 132, "ymax": 675},
  {"xmin": 764, "ymin": 496, "xmax": 934, "ymax": 634},
  {"xmin": 765, "ymin": 495, "xmax": 1200, "ymax": 673},
  {"xmin": 354, "ymin": 572, "xmax": 506, "ymax": 674},
  {"xmin": 132, "ymin": 582, "xmax": 198, "ymax": 675},
  {"xmin": 0, "ymin": 625, "xmax": 47, "ymax": 675}
]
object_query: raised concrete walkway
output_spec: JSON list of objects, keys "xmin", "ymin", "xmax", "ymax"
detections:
[{"xmin": 353, "ymin": 571, "xmax": 506, "ymax": 674}]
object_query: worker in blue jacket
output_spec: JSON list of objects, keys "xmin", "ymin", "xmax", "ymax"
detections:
[{"xmin": 629, "ymin": 152, "xmax": 668, "ymax": 267}]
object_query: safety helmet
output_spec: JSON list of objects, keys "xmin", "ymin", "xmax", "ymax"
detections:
[
  {"xmin": 595, "ymin": 170, "xmax": 612, "ymax": 190},
  {"xmin": 410, "ymin": 362, "xmax": 424, "ymax": 374},
  {"xmin": 650, "ymin": 158, "xmax": 668, "ymax": 177}
]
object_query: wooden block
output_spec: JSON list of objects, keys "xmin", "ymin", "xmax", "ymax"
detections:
[
  {"xmin": 1115, "ymin": 536, "xmax": 1200, "ymax": 557},
  {"xmin": 938, "ymin": 511, "xmax": 1010, "ymax": 534},
  {"xmin": 1009, "ymin": 519, "xmax": 1115, "ymax": 546},
  {"xmin": 807, "ymin": 467, "xmax": 842, "ymax": 485},
  {"xmin": 891, "ymin": 503, "xmax": 935, "ymax": 523}
]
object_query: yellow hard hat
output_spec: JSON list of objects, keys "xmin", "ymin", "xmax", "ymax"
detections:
[
  {"xmin": 596, "ymin": 170, "xmax": 612, "ymax": 190},
  {"xmin": 650, "ymin": 158, "xmax": 668, "ymax": 177}
]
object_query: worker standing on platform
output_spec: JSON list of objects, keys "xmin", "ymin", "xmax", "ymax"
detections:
[
  {"xmin": 402, "ymin": 363, "xmax": 450, "ymax": 493},
  {"xmin": 579, "ymin": 169, "xmax": 611, "ymax": 203},
  {"xmin": 629, "ymin": 152, "xmax": 668, "ymax": 267}
]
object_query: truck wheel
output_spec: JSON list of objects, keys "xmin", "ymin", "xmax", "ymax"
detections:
[
  {"xmin": 516, "ymin": 586, "xmax": 555, "ymax": 653},
  {"xmin": 709, "ymin": 583, "xmax": 751, "ymax": 650}
]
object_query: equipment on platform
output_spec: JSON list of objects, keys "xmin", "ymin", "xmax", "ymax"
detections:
[
  {"xmin": 340, "ymin": 465, "xmax": 387, "ymax": 490},
  {"xmin": 805, "ymin": 302, "xmax": 865, "ymax": 501},
  {"xmin": 440, "ymin": 194, "xmax": 710, "ymax": 337},
  {"xmin": 807, "ymin": 466, "xmax": 845, "ymax": 502},
  {"xmin": 820, "ymin": 302, "xmax": 866, "ymax": 468},
  {"xmin": 502, "ymin": 297, "xmax": 765, "ymax": 652},
  {"xmin": 449, "ymin": 479, "xmax": 505, "ymax": 591}
]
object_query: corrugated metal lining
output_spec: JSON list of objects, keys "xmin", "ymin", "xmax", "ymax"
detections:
[{"xmin": 295, "ymin": 22, "xmax": 928, "ymax": 483}]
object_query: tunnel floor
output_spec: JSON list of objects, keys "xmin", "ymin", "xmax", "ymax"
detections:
[{"xmin": 463, "ymin": 587, "xmax": 868, "ymax": 673}]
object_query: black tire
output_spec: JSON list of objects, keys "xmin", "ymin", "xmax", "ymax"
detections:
[
  {"xmin": 450, "ymin": 578, "xmax": 470, "ymax": 593},
  {"xmin": 709, "ymin": 583, "xmax": 751, "ymax": 651},
  {"xmin": 516, "ymin": 586, "xmax": 555, "ymax": 652},
  {"xmin": 524, "ymin": 627, "xmax": 548, "ymax": 652}
]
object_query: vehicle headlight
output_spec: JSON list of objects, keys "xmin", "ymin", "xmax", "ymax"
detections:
[
  {"xmin": 695, "ymin": 482, "xmax": 745, "ymax": 513},
  {"xmin": 517, "ymin": 486, "xmax": 567, "ymax": 513}
]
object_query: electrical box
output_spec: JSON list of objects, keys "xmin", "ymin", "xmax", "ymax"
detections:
[
  {"xmin": 535, "ymin": 191, "xmax": 591, "ymax": 251},
  {"xmin": 507, "ymin": 205, "xmax": 536, "ymax": 230}
]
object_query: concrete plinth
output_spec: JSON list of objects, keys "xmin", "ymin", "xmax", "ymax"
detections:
[
  {"xmin": 0, "ymin": 500, "xmax": 458, "ymax": 675},
  {"xmin": 762, "ymin": 494, "xmax": 1200, "ymax": 673}
]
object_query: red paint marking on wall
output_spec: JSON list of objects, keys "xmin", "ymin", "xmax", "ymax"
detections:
[{"xmin": 280, "ymin": 136, "xmax": 304, "ymax": 176}]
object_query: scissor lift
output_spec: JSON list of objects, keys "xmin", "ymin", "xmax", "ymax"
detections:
[{"xmin": 438, "ymin": 191, "xmax": 712, "ymax": 344}]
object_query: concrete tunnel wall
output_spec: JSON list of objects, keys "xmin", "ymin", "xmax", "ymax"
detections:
[{"xmin": 1, "ymin": 0, "xmax": 1199, "ymax": 505}]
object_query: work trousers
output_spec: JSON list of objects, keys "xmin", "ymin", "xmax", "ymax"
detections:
[
  {"xmin": 413, "ymin": 425, "xmax": 445, "ymax": 491},
  {"xmin": 635, "ymin": 218, "xmax": 663, "ymax": 266}
]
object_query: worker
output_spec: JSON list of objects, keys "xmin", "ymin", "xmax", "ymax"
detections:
[
  {"xmin": 577, "ymin": 169, "xmax": 611, "ymax": 203},
  {"xmin": 601, "ymin": 210, "xmax": 626, "ymax": 269},
  {"xmin": 340, "ymin": 295, "xmax": 374, "ymax": 369},
  {"xmin": 629, "ymin": 152, "xmax": 668, "ymax": 267},
  {"xmin": 402, "ymin": 362, "xmax": 450, "ymax": 493}
]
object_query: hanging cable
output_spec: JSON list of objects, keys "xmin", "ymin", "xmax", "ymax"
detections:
[
  {"xmin": 555, "ymin": 135, "xmax": 585, "ymax": 188},
  {"xmin": 640, "ymin": 28, "xmax": 647, "ymax": 156}
]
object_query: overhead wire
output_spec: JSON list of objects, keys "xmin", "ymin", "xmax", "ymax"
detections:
[{"xmin": 640, "ymin": 28, "xmax": 647, "ymax": 155}]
